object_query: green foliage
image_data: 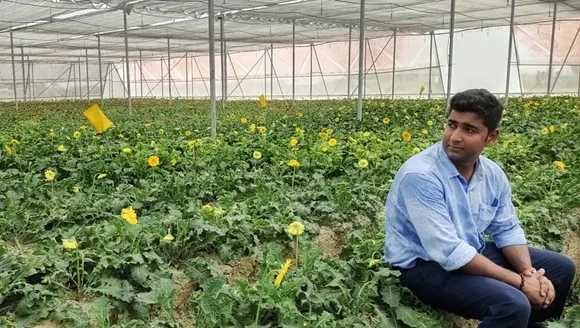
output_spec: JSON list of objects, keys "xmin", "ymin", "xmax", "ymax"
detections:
[{"xmin": 0, "ymin": 96, "xmax": 578, "ymax": 326}]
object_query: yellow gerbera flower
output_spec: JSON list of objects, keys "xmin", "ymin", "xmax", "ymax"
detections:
[
  {"xmin": 402, "ymin": 131, "xmax": 412, "ymax": 142},
  {"xmin": 121, "ymin": 207, "xmax": 138, "ymax": 225},
  {"xmin": 328, "ymin": 138, "xmax": 337, "ymax": 147},
  {"xmin": 185, "ymin": 131, "xmax": 192, "ymax": 137},
  {"xmin": 249, "ymin": 124, "xmax": 256, "ymax": 133},
  {"xmin": 297, "ymin": 112, "xmax": 303, "ymax": 118},
  {"xmin": 11, "ymin": 139, "xmax": 19, "ymax": 145},
  {"xmin": 553, "ymin": 160, "xmax": 565, "ymax": 172},
  {"xmin": 422, "ymin": 129, "xmax": 428, "ymax": 135},
  {"xmin": 358, "ymin": 159, "xmax": 369, "ymax": 168},
  {"xmin": 73, "ymin": 131, "xmax": 81, "ymax": 138},
  {"xmin": 296, "ymin": 128, "xmax": 304, "ymax": 136},
  {"xmin": 241, "ymin": 118, "xmax": 248, "ymax": 124},
  {"xmin": 541, "ymin": 127, "xmax": 549, "ymax": 135},
  {"xmin": 253, "ymin": 151, "xmax": 262, "ymax": 159},
  {"xmin": 123, "ymin": 147, "xmax": 132, "ymax": 153},
  {"xmin": 287, "ymin": 159, "xmax": 300, "ymax": 168},
  {"xmin": 368, "ymin": 259, "xmax": 381, "ymax": 268},
  {"xmin": 274, "ymin": 259, "xmax": 292, "ymax": 287},
  {"xmin": 202, "ymin": 204, "xmax": 214, "ymax": 212},
  {"xmin": 258, "ymin": 126, "xmax": 267, "ymax": 134},
  {"xmin": 148, "ymin": 155, "xmax": 160, "ymax": 167},
  {"xmin": 163, "ymin": 234, "xmax": 174, "ymax": 242},
  {"xmin": 171, "ymin": 158, "xmax": 177, "ymax": 166},
  {"xmin": 413, "ymin": 147, "xmax": 421, "ymax": 154},
  {"xmin": 158, "ymin": 129, "xmax": 164, "ymax": 135},
  {"xmin": 290, "ymin": 138, "xmax": 299, "ymax": 147},
  {"xmin": 287, "ymin": 221, "xmax": 305, "ymax": 236},
  {"xmin": 319, "ymin": 131, "xmax": 329, "ymax": 140},
  {"xmin": 427, "ymin": 120, "xmax": 434, "ymax": 126},
  {"xmin": 57, "ymin": 145, "xmax": 67, "ymax": 152},
  {"xmin": 383, "ymin": 117, "xmax": 390, "ymax": 124},
  {"xmin": 4, "ymin": 145, "xmax": 13, "ymax": 155},
  {"xmin": 321, "ymin": 146, "xmax": 328, "ymax": 152},
  {"xmin": 549, "ymin": 125, "xmax": 555, "ymax": 133},
  {"xmin": 97, "ymin": 173, "xmax": 107, "ymax": 179},
  {"xmin": 44, "ymin": 170, "xmax": 56, "ymax": 181},
  {"xmin": 73, "ymin": 186, "xmax": 80, "ymax": 193},
  {"xmin": 62, "ymin": 238, "xmax": 78, "ymax": 250}
]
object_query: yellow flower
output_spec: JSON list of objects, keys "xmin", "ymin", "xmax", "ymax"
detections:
[
  {"xmin": 258, "ymin": 126, "xmax": 267, "ymax": 134},
  {"xmin": 427, "ymin": 120, "xmax": 434, "ymax": 126},
  {"xmin": 145, "ymin": 122, "xmax": 152, "ymax": 127},
  {"xmin": 214, "ymin": 208, "xmax": 225, "ymax": 216},
  {"xmin": 80, "ymin": 126, "xmax": 88, "ymax": 131},
  {"xmin": 163, "ymin": 234, "xmax": 174, "ymax": 242},
  {"xmin": 328, "ymin": 138, "xmax": 337, "ymax": 147},
  {"xmin": 321, "ymin": 146, "xmax": 328, "ymax": 152},
  {"xmin": 297, "ymin": 112, "xmax": 304, "ymax": 118},
  {"xmin": 73, "ymin": 131, "xmax": 81, "ymax": 138},
  {"xmin": 402, "ymin": 131, "xmax": 412, "ymax": 142},
  {"xmin": 422, "ymin": 129, "xmax": 428, "ymax": 135},
  {"xmin": 358, "ymin": 159, "xmax": 369, "ymax": 168},
  {"xmin": 541, "ymin": 127, "xmax": 549, "ymax": 135},
  {"xmin": 363, "ymin": 132, "xmax": 371, "ymax": 137},
  {"xmin": 290, "ymin": 138, "xmax": 299, "ymax": 147},
  {"xmin": 49, "ymin": 131, "xmax": 56, "ymax": 137},
  {"xmin": 369, "ymin": 259, "xmax": 381, "ymax": 268},
  {"xmin": 549, "ymin": 125, "xmax": 555, "ymax": 133},
  {"xmin": 11, "ymin": 139, "xmax": 19, "ymax": 145},
  {"xmin": 185, "ymin": 131, "xmax": 191, "ymax": 137},
  {"xmin": 335, "ymin": 117, "xmax": 340, "ymax": 122},
  {"xmin": 253, "ymin": 151, "xmax": 262, "ymax": 159},
  {"xmin": 73, "ymin": 186, "xmax": 80, "ymax": 193},
  {"xmin": 171, "ymin": 158, "xmax": 177, "ymax": 166},
  {"xmin": 288, "ymin": 221, "xmax": 305, "ymax": 236},
  {"xmin": 413, "ymin": 147, "xmax": 421, "ymax": 154},
  {"xmin": 123, "ymin": 147, "xmax": 132, "ymax": 153},
  {"xmin": 97, "ymin": 173, "xmax": 107, "ymax": 179},
  {"xmin": 202, "ymin": 204, "xmax": 214, "ymax": 212},
  {"xmin": 44, "ymin": 170, "xmax": 56, "ymax": 181},
  {"xmin": 296, "ymin": 128, "xmax": 304, "ymax": 136},
  {"xmin": 553, "ymin": 160, "xmax": 565, "ymax": 172},
  {"xmin": 4, "ymin": 145, "xmax": 13, "ymax": 155},
  {"xmin": 319, "ymin": 131, "xmax": 329, "ymax": 140},
  {"xmin": 148, "ymin": 155, "xmax": 160, "ymax": 167},
  {"xmin": 118, "ymin": 134, "xmax": 124, "ymax": 139},
  {"xmin": 158, "ymin": 129, "xmax": 164, "ymax": 135},
  {"xmin": 241, "ymin": 117, "xmax": 248, "ymax": 124},
  {"xmin": 287, "ymin": 159, "xmax": 300, "ymax": 168},
  {"xmin": 57, "ymin": 145, "xmax": 67, "ymax": 152},
  {"xmin": 249, "ymin": 124, "xmax": 256, "ymax": 133},
  {"xmin": 274, "ymin": 259, "xmax": 292, "ymax": 287},
  {"xmin": 62, "ymin": 238, "xmax": 78, "ymax": 250},
  {"xmin": 121, "ymin": 207, "xmax": 138, "ymax": 225},
  {"xmin": 503, "ymin": 140, "xmax": 510, "ymax": 148}
]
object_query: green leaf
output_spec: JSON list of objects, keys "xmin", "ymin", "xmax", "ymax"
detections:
[
  {"xmin": 395, "ymin": 306, "xmax": 429, "ymax": 328},
  {"xmin": 381, "ymin": 285, "xmax": 401, "ymax": 308},
  {"xmin": 91, "ymin": 278, "xmax": 135, "ymax": 302}
]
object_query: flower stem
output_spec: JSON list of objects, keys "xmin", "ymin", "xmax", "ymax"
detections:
[
  {"xmin": 295, "ymin": 237, "xmax": 299, "ymax": 267},
  {"xmin": 76, "ymin": 251, "xmax": 82, "ymax": 297},
  {"xmin": 254, "ymin": 299, "xmax": 262, "ymax": 325}
]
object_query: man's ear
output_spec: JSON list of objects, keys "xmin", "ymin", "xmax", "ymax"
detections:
[{"xmin": 486, "ymin": 129, "xmax": 499, "ymax": 146}]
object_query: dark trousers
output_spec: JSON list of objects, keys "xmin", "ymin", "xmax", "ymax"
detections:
[{"xmin": 398, "ymin": 242, "xmax": 576, "ymax": 328}]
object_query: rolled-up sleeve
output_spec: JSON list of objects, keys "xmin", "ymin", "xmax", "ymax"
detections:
[
  {"xmin": 485, "ymin": 173, "xmax": 527, "ymax": 248},
  {"xmin": 400, "ymin": 173, "xmax": 477, "ymax": 271}
]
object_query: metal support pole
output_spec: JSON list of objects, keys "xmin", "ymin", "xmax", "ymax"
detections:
[
  {"xmin": 552, "ymin": 25, "xmax": 580, "ymax": 94},
  {"xmin": 292, "ymin": 20, "xmax": 296, "ymax": 105},
  {"xmin": 428, "ymin": 32, "xmax": 433, "ymax": 99},
  {"xmin": 139, "ymin": 51, "xmax": 143, "ymax": 98},
  {"xmin": 220, "ymin": 16, "xmax": 226, "ymax": 109},
  {"xmin": 357, "ymin": 0, "xmax": 365, "ymax": 120},
  {"xmin": 10, "ymin": 30, "xmax": 17, "ymax": 109},
  {"xmin": 78, "ymin": 57, "xmax": 82, "ymax": 99},
  {"xmin": 85, "ymin": 49, "xmax": 90, "ymax": 99},
  {"xmin": 20, "ymin": 46, "xmax": 26, "ymax": 102},
  {"xmin": 264, "ymin": 47, "xmax": 267, "ymax": 96},
  {"xmin": 447, "ymin": 0, "xmax": 456, "ymax": 104},
  {"xmin": 186, "ymin": 52, "xmax": 189, "ymax": 99},
  {"xmin": 98, "ymin": 35, "xmax": 104, "ymax": 106},
  {"xmin": 547, "ymin": 1, "xmax": 557, "ymax": 96},
  {"xmin": 161, "ymin": 58, "xmax": 164, "ymax": 98},
  {"xmin": 347, "ymin": 25, "xmax": 352, "ymax": 99},
  {"xmin": 208, "ymin": 0, "xmax": 217, "ymax": 137},
  {"xmin": 364, "ymin": 39, "xmax": 367, "ymax": 98},
  {"xmin": 73, "ymin": 63, "xmax": 77, "ymax": 99},
  {"xmin": 167, "ymin": 39, "xmax": 172, "ymax": 101},
  {"xmin": 391, "ymin": 31, "xmax": 397, "ymax": 99},
  {"xmin": 31, "ymin": 60, "xmax": 35, "ymax": 99},
  {"xmin": 504, "ymin": 0, "xmax": 516, "ymax": 102},
  {"xmin": 123, "ymin": 3, "xmax": 132, "ymax": 114},
  {"xmin": 310, "ymin": 43, "xmax": 313, "ymax": 100},
  {"xmin": 270, "ymin": 43, "xmax": 273, "ymax": 99},
  {"xmin": 26, "ymin": 57, "xmax": 31, "ymax": 99}
]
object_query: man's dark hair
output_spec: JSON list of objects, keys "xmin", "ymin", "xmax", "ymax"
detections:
[{"xmin": 449, "ymin": 89, "xmax": 503, "ymax": 131}]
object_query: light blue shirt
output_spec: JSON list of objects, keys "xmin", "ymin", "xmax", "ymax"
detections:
[{"xmin": 383, "ymin": 141, "xmax": 527, "ymax": 271}]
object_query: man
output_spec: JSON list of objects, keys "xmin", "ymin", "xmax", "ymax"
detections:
[{"xmin": 383, "ymin": 89, "xmax": 576, "ymax": 328}]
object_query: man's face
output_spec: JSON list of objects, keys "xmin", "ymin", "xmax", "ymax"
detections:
[{"xmin": 442, "ymin": 110, "xmax": 498, "ymax": 165}]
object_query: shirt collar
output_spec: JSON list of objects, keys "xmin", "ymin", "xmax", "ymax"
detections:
[{"xmin": 437, "ymin": 141, "xmax": 484, "ymax": 181}]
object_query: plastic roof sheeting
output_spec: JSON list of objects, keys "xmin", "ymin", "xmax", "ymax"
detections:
[{"xmin": 0, "ymin": 0, "xmax": 578, "ymax": 63}]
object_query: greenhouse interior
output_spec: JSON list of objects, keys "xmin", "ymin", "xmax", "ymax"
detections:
[{"xmin": 1, "ymin": 1, "xmax": 580, "ymax": 328}]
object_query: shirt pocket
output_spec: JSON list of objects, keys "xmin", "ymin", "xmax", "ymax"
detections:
[{"xmin": 475, "ymin": 204, "xmax": 498, "ymax": 232}]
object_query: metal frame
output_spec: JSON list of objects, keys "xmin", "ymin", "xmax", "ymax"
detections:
[
  {"xmin": 10, "ymin": 30, "xmax": 17, "ymax": 109},
  {"xmin": 547, "ymin": 1, "xmax": 558, "ymax": 96},
  {"xmin": 209, "ymin": 0, "xmax": 217, "ymax": 137},
  {"xmin": 357, "ymin": 0, "xmax": 366, "ymax": 121},
  {"xmin": 446, "ymin": 0, "xmax": 456, "ymax": 104},
  {"xmin": 123, "ymin": 3, "xmax": 132, "ymax": 113}
]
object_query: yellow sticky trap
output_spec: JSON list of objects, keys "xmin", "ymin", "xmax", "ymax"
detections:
[
  {"xmin": 419, "ymin": 85, "xmax": 425, "ymax": 95},
  {"xmin": 83, "ymin": 104, "xmax": 113, "ymax": 134},
  {"xmin": 258, "ymin": 94, "xmax": 267, "ymax": 107}
]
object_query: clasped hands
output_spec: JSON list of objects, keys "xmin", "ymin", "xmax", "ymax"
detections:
[{"xmin": 520, "ymin": 268, "xmax": 556, "ymax": 309}]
